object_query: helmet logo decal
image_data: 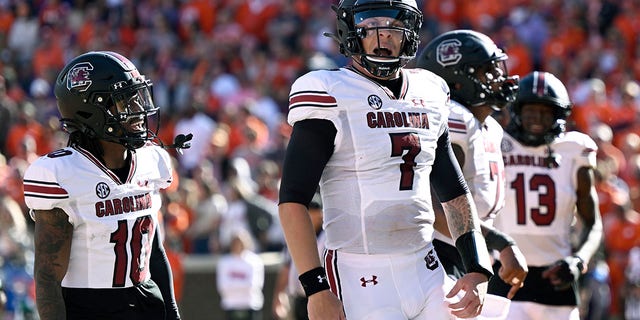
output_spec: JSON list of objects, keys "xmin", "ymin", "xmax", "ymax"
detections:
[
  {"xmin": 368, "ymin": 94, "xmax": 383, "ymax": 110},
  {"xmin": 436, "ymin": 39, "xmax": 462, "ymax": 67},
  {"xmin": 67, "ymin": 62, "xmax": 93, "ymax": 92}
]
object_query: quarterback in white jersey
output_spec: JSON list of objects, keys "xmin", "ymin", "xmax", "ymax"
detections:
[
  {"xmin": 490, "ymin": 71, "xmax": 603, "ymax": 320},
  {"xmin": 24, "ymin": 51, "xmax": 184, "ymax": 320},
  {"xmin": 417, "ymin": 29, "xmax": 528, "ymax": 313},
  {"xmin": 287, "ymin": 64, "xmax": 450, "ymax": 255},
  {"xmin": 278, "ymin": 2, "xmax": 494, "ymax": 320}
]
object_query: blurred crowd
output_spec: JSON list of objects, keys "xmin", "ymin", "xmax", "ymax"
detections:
[{"xmin": 1, "ymin": 0, "xmax": 640, "ymax": 319}]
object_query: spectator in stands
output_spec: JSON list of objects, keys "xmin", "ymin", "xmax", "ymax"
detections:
[{"xmin": 216, "ymin": 229, "xmax": 264, "ymax": 320}]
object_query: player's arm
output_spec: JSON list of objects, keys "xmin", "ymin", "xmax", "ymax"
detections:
[
  {"xmin": 542, "ymin": 166, "xmax": 603, "ymax": 290},
  {"xmin": 278, "ymin": 119, "xmax": 345, "ymax": 319},
  {"xmin": 573, "ymin": 166, "xmax": 603, "ymax": 265},
  {"xmin": 431, "ymin": 128, "xmax": 493, "ymax": 318},
  {"xmin": 431, "ymin": 142, "xmax": 464, "ymax": 238},
  {"xmin": 483, "ymin": 222, "xmax": 528, "ymax": 298},
  {"xmin": 279, "ymin": 119, "xmax": 334, "ymax": 277},
  {"xmin": 433, "ymin": 197, "xmax": 528, "ymax": 299},
  {"xmin": 33, "ymin": 208, "xmax": 73, "ymax": 320},
  {"xmin": 150, "ymin": 228, "xmax": 181, "ymax": 320}
]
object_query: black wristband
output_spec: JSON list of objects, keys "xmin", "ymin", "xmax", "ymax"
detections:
[
  {"xmin": 455, "ymin": 230, "xmax": 494, "ymax": 279},
  {"xmin": 484, "ymin": 227, "xmax": 516, "ymax": 251},
  {"xmin": 298, "ymin": 267, "xmax": 330, "ymax": 297}
]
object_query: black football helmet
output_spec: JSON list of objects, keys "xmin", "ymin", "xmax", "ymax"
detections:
[
  {"xmin": 416, "ymin": 29, "xmax": 518, "ymax": 110},
  {"xmin": 327, "ymin": 0, "xmax": 423, "ymax": 78},
  {"xmin": 54, "ymin": 51, "xmax": 158, "ymax": 150},
  {"xmin": 507, "ymin": 71, "xmax": 572, "ymax": 147}
]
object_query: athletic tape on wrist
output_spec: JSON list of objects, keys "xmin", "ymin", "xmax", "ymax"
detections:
[
  {"xmin": 298, "ymin": 267, "xmax": 330, "ymax": 297},
  {"xmin": 455, "ymin": 230, "xmax": 494, "ymax": 279}
]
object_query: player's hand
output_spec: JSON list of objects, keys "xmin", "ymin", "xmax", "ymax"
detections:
[
  {"xmin": 541, "ymin": 256, "xmax": 585, "ymax": 291},
  {"xmin": 447, "ymin": 272, "xmax": 489, "ymax": 318},
  {"xmin": 498, "ymin": 245, "xmax": 528, "ymax": 299},
  {"xmin": 272, "ymin": 292, "xmax": 290, "ymax": 319},
  {"xmin": 307, "ymin": 289, "xmax": 346, "ymax": 320}
]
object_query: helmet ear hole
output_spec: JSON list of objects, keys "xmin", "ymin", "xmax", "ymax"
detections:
[{"xmin": 77, "ymin": 111, "xmax": 93, "ymax": 120}]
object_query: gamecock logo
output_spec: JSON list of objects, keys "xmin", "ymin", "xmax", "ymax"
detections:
[
  {"xmin": 436, "ymin": 39, "xmax": 462, "ymax": 67},
  {"xmin": 425, "ymin": 249, "xmax": 439, "ymax": 270},
  {"xmin": 67, "ymin": 62, "xmax": 94, "ymax": 92}
]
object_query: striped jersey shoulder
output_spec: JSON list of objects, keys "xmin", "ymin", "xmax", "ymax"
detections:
[
  {"xmin": 23, "ymin": 149, "xmax": 74, "ymax": 201},
  {"xmin": 288, "ymin": 69, "xmax": 341, "ymax": 110},
  {"xmin": 289, "ymin": 90, "xmax": 337, "ymax": 110},
  {"xmin": 446, "ymin": 102, "xmax": 473, "ymax": 134},
  {"xmin": 23, "ymin": 179, "xmax": 69, "ymax": 200},
  {"xmin": 447, "ymin": 118, "xmax": 467, "ymax": 134}
]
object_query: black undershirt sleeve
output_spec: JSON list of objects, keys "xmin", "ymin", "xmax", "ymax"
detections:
[
  {"xmin": 431, "ymin": 126, "xmax": 469, "ymax": 202},
  {"xmin": 278, "ymin": 119, "xmax": 336, "ymax": 207},
  {"xmin": 150, "ymin": 229, "xmax": 181, "ymax": 319}
]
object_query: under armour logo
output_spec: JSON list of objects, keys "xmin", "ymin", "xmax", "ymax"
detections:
[
  {"xmin": 317, "ymin": 275, "xmax": 327, "ymax": 284},
  {"xmin": 112, "ymin": 81, "xmax": 125, "ymax": 90},
  {"xmin": 360, "ymin": 275, "xmax": 378, "ymax": 287}
]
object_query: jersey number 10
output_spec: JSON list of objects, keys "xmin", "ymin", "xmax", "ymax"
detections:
[{"xmin": 110, "ymin": 215, "xmax": 155, "ymax": 287}]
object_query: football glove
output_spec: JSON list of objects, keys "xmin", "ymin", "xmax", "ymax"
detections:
[{"xmin": 542, "ymin": 256, "xmax": 585, "ymax": 291}]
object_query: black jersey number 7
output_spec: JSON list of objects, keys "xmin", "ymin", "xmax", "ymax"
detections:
[{"xmin": 390, "ymin": 132, "xmax": 421, "ymax": 190}]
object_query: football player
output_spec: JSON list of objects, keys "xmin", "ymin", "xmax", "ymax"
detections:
[
  {"xmin": 491, "ymin": 71, "xmax": 603, "ymax": 319},
  {"xmin": 278, "ymin": 1, "xmax": 493, "ymax": 319},
  {"xmin": 416, "ymin": 29, "xmax": 528, "ymax": 318},
  {"xmin": 24, "ymin": 51, "xmax": 185, "ymax": 319}
]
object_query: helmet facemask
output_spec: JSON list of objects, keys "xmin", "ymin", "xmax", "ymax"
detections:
[
  {"xmin": 104, "ymin": 79, "xmax": 159, "ymax": 150},
  {"xmin": 509, "ymin": 104, "xmax": 567, "ymax": 147},
  {"xmin": 61, "ymin": 77, "xmax": 160, "ymax": 150},
  {"xmin": 507, "ymin": 71, "xmax": 572, "ymax": 147},
  {"xmin": 331, "ymin": 1, "xmax": 422, "ymax": 78},
  {"xmin": 465, "ymin": 60, "xmax": 518, "ymax": 110}
]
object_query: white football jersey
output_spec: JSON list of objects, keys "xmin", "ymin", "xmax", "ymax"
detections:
[
  {"xmin": 24, "ymin": 144, "xmax": 173, "ymax": 288},
  {"xmin": 288, "ymin": 67, "xmax": 451, "ymax": 255},
  {"xmin": 446, "ymin": 101, "xmax": 505, "ymax": 219},
  {"xmin": 434, "ymin": 101, "xmax": 506, "ymax": 246},
  {"xmin": 493, "ymin": 131, "xmax": 597, "ymax": 266}
]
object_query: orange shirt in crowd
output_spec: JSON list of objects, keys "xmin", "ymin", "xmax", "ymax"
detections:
[
  {"xmin": 604, "ymin": 209, "xmax": 640, "ymax": 315},
  {"xmin": 233, "ymin": 0, "xmax": 281, "ymax": 44},
  {"xmin": 424, "ymin": 0, "xmax": 464, "ymax": 28}
]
